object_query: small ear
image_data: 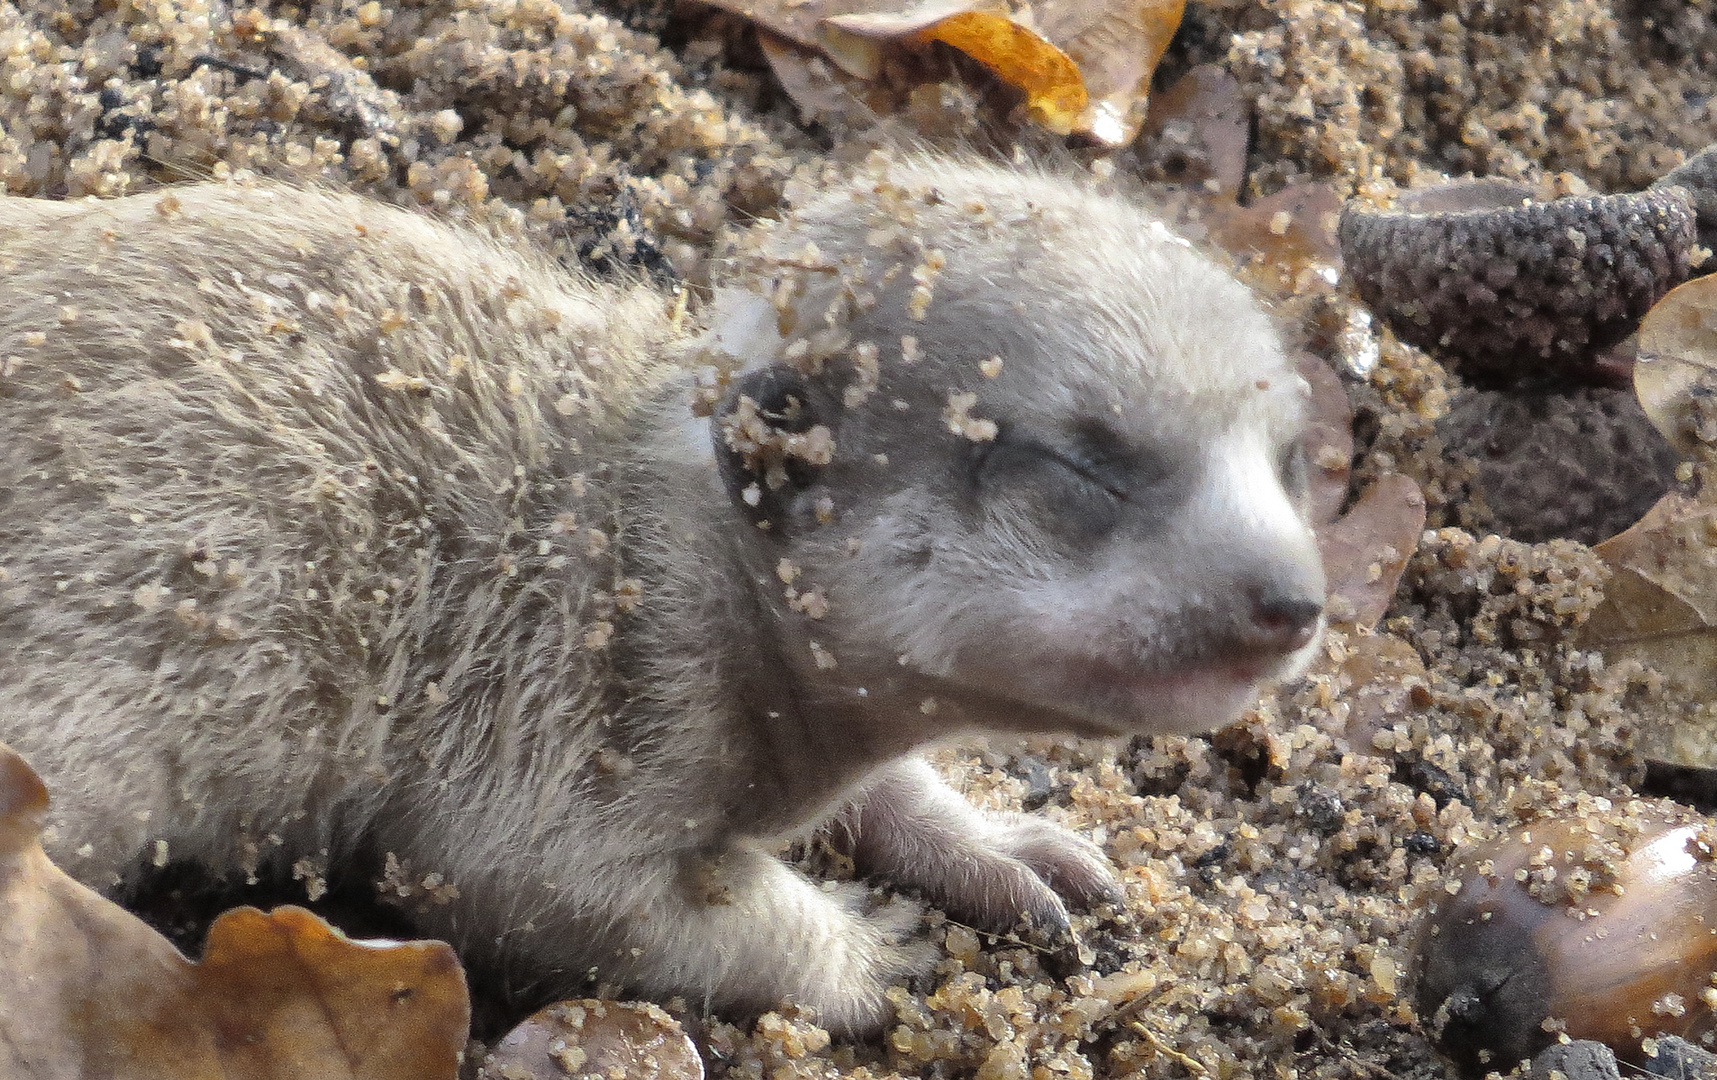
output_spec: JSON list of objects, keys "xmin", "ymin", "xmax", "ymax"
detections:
[{"xmin": 713, "ymin": 365, "xmax": 830, "ymax": 528}]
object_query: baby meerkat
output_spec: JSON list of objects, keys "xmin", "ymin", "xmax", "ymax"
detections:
[{"xmin": 0, "ymin": 158, "xmax": 1323, "ymax": 1034}]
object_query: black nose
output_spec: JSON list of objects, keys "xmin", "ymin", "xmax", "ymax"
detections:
[{"xmin": 1245, "ymin": 591, "xmax": 1324, "ymax": 653}]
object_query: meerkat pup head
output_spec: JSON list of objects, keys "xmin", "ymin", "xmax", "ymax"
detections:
[{"xmin": 708, "ymin": 157, "xmax": 1325, "ymax": 740}]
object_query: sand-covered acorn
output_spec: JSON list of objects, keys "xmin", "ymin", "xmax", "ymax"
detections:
[
  {"xmin": 1338, "ymin": 180, "xmax": 1696, "ymax": 387},
  {"xmin": 1653, "ymin": 141, "xmax": 1717, "ymax": 254},
  {"xmin": 1414, "ymin": 799, "xmax": 1717, "ymax": 1074}
]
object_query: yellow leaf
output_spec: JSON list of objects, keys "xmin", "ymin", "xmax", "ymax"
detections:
[
  {"xmin": 916, "ymin": 12, "xmax": 1088, "ymax": 134},
  {"xmin": 703, "ymin": 0, "xmax": 1185, "ymax": 141},
  {"xmin": 1037, "ymin": 0, "xmax": 1187, "ymax": 146}
]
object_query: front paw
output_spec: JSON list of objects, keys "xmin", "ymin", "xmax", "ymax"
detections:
[
  {"xmin": 985, "ymin": 812, "xmax": 1123, "ymax": 916},
  {"xmin": 839, "ymin": 759, "xmax": 1122, "ymax": 936},
  {"xmin": 931, "ymin": 813, "xmax": 1120, "ymax": 935}
]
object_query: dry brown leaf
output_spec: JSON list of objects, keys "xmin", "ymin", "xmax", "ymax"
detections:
[
  {"xmin": 699, "ymin": 0, "xmax": 1184, "ymax": 144},
  {"xmin": 1135, "ymin": 77, "xmax": 1341, "ymax": 302},
  {"xmin": 1298, "ymin": 350, "xmax": 1354, "ymax": 529},
  {"xmin": 479, "ymin": 1000, "xmax": 704, "ymax": 1079},
  {"xmin": 1578, "ymin": 274, "xmax": 1717, "ymax": 766},
  {"xmin": 1577, "ymin": 494, "xmax": 1717, "ymax": 766},
  {"xmin": 1133, "ymin": 64, "xmax": 1248, "ymax": 197},
  {"xmin": 1290, "ymin": 356, "xmax": 1427, "ymax": 750},
  {"xmin": 1317, "ymin": 473, "xmax": 1426, "ymax": 633},
  {"xmin": 0, "ymin": 741, "xmax": 469, "ymax": 1080},
  {"xmin": 1292, "ymin": 354, "xmax": 1426, "ymax": 633},
  {"xmin": 1200, "ymin": 181, "xmax": 1345, "ymax": 298},
  {"xmin": 1033, "ymin": 0, "xmax": 1185, "ymax": 145},
  {"xmin": 1636, "ymin": 272, "xmax": 1717, "ymax": 457}
]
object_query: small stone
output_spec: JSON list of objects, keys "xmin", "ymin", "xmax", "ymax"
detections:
[
  {"xmin": 1640, "ymin": 1035, "xmax": 1717, "ymax": 1079},
  {"xmin": 1531, "ymin": 1041, "xmax": 1621, "ymax": 1080}
]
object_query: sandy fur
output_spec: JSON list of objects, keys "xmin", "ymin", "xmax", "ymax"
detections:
[{"xmin": 0, "ymin": 159, "xmax": 1322, "ymax": 1032}]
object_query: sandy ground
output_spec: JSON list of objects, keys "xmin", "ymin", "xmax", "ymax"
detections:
[{"xmin": 3, "ymin": 0, "xmax": 1711, "ymax": 1077}]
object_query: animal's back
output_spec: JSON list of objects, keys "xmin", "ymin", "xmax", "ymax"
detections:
[{"xmin": 0, "ymin": 182, "xmax": 676, "ymax": 888}]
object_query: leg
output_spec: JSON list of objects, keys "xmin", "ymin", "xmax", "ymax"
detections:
[
  {"xmin": 622, "ymin": 844, "xmax": 933, "ymax": 1034},
  {"xmin": 832, "ymin": 757, "xmax": 1121, "ymax": 934},
  {"xmin": 399, "ymin": 825, "xmax": 934, "ymax": 1037}
]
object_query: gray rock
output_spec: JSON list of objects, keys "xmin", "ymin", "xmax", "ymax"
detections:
[
  {"xmin": 1641, "ymin": 1035, "xmax": 1717, "ymax": 1080},
  {"xmin": 1530, "ymin": 1041, "xmax": 1620, "ymax": 1080}
]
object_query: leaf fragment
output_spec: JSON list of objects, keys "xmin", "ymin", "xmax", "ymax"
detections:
[
  {"xmin": 1636, "ymin": 273, "xmax": 1717, "ymax": 456},
  {"xmin": 913, "ymin": 12, "xmax": 1087, "ymax": 134},
  {"xmin": 1294, "ymin": 354, "xmax": 1426, "ymax": 633},
  {"xmin": 698, "ymin": 0, "xmax": 1184, "ymax": 143},
  {"xmin": 1298, "ymin": 350, "xmax": 1354, "ymax": 529},
  {"xmin": 1133, "ymin": 64, "xmax": 1249, "ymax": 197},
  {"xmin": 1036, "ymin": 0, "xmax": 1186, "ymax": 146},
  {"xmin": 1582, "ymin": 273, "xmax": 1717, "ymax": 767},
  {"xmin": 1200, "ymin": 181, "xmax": 1345, "ymax": 297},
  {"xmin": 1318, "ymin": 473, "xmax": 1426, "ymax": 632},
  {"xmin": 0, "ymin": 741, "xmax": 470, "ymax": 1080},
  {"xmin": 1577, "ymin": 494, "xmax": 1717, "ymax": 767}
]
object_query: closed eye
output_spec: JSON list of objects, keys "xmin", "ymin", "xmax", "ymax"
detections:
[
  {"xmin": 1046, "ymin": 447, "xmax": 1128, "ymax": 502},
  {"xmin": 973, "ymin": 434, "xmax": 1128, "ymax": 502}
]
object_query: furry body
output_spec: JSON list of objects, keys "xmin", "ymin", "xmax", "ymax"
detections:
[{"xmin": 0, "ymin": 161, "xmax": 1324, "ymax": 1031}]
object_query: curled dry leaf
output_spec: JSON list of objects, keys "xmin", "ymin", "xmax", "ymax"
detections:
[
  {"xmin": 0, "ymin": 741, "xmax": 469, "ymax": 1080},
  {"xmin": 1317, "ymin": 472, "xmax": 1427, "ymax": 633},
  {"xmin": 704, "ymin": 0, "xmax": 1184, "ymax": 144},
  {"xmin": 1291, "ymin": 354, "xmax": 1430, "ymax": 751},
  {"xmin": 479, "ymin": 999, "xmax": 704, "ymax": 1079},
  {"xmin": 1296, "ymin": 353, "xmax": 1428, "ymax": 633}
]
